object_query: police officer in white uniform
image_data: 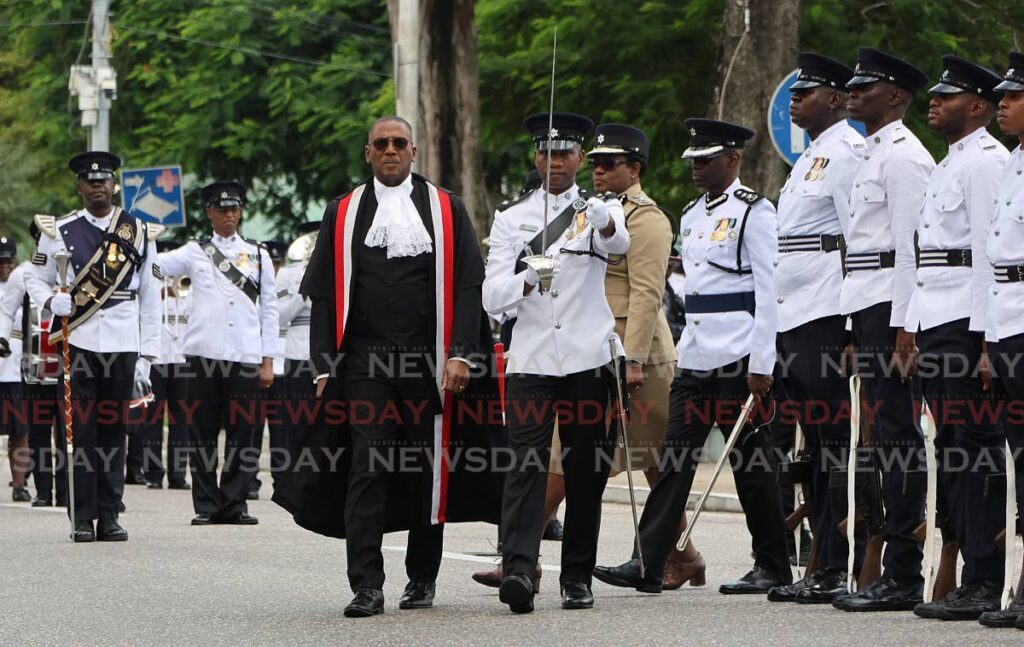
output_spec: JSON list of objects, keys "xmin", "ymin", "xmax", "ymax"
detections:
[
  {"xmin": 833, "ymin": 48, "xmax": 935, "ymax": 612},
  {"xmin": 906, "ymin": 56, "xmax": 1010, "ymax": 621},
  {"xmin": 978, "ymin": 51, "xmax": 1024, "ymax": 631},
  {"xmin": 0, "ymin": 237, "xmax": 31, "ymax": 502},
  {"xmin": 769, "ymin": 52, "xmax": 866, "ymax": 604},
  {"xmin": 595, "ymin": 119, "xmax": 792, "ymax": 596},
  {"xmin": 483, "ymin": 112, "xmax": 629, "ymax": 613},
  {"xmin": 22, "ymin": 151, "xmax": 161, "ymax": 542},
  {"xmin": 157, "ymin": 181, "xmax": 279, "ymax": 526}
]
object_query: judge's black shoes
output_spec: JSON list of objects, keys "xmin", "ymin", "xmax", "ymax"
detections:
[
  {"xmin": 913, "ymin": 582, "xmax": 1001, "ymax": 620},
  {"xmin": 97, "ymin": 520, "xmax": 128, "ymax": 541},
  {"xmin": 191, "ymin": 513, "xmax": 214, "ymax": 526},
  {"xmin": 560, "ymin": 581, "xmax": 594, "ymax": 610},
  {"xmin": 221, "ymin": 512, "xmax": 259, "ymax": 525},
  {"xmin": 542, "ymin": 517, "xmax": 564, "ymax": 541},
  {"xmin": 72, "ymin": 521, "xmax": 95, "ymax": 543},
  {"xmin": 499, "ymin": 574, "xmax": 535, "ymax": 614},
  {"xmin": 719, "ymin": 567, "xmax": 786, "ymax": 594},
  {"xmin": 832, "ymin": 577, "xmax": 923, "ymax": 612},
  {"xmin": 592, "ymin": 559, "xmax": 663, "ymax": 593},
  {"xmin": 344, "ymin": 588, "xmax": 384, "ymax": 618},
  {"xmin": 978, "ymin": 601, "xmax": 1024, "ymax": 628},
  {"xmin": 398, "ymin": 581, "xmax": 435, "ymax": 609}
]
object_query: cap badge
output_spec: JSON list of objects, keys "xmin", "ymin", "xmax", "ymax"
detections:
[
  {"xmin": 90, "ymin": 162, "xmax": 99, "ymax": 170},
  {"xmin": 941, "ymin": 69, "xmax": 950, "ymax": 80},
  {"xmin": 689, "ymin": 127, "xmax": 696, "ymax": 137},
  {"xmin": 548, "ymin": 127, "xmax": 559, "ymax": 138},
  {"xmin": 221, "ymin": 191, "xmax": 229, "ymax": 199},
  {"xmin": 596, "ymin": 134, "xmax": 605, "ymax": 144},
  {"xmin": 1009, "ymin": 68, "xmax": 1017, "ymax": 77}
]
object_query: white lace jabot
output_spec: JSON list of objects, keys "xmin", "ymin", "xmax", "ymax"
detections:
[{"xmin": 364, "ymin": 175, "xmax": 432, "ymax": 258}]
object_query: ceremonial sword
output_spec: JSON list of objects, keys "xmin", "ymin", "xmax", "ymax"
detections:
[{"xmin": 53, "ymin": 251, "xmax": 76, "ymax": 539}]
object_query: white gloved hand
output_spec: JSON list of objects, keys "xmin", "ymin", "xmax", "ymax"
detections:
[
  {"xmin": 134, "ymin": 357, "xmax": 152, "ymax": 384},
  {"xmin": 585, "ymin": 197, "xmax": 611, "ymax": 230},
  {"xmin": 524, "ymin": 261, "xmax": 561, "ymax": 287},
  {"xmin": 50, "ymin": 292, "xmax": 72, "ymax": 317}
]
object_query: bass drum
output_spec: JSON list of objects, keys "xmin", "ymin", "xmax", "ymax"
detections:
[{"xmin": 23, "ymin": 306, "xmax": 59, "ymax": 385}]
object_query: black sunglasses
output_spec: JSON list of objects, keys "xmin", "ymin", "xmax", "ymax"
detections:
[
  {"xmin": 591, "ymin": 158, "xmax": 628, "ymax": 172},
  {"xmin": 371, "ymin": 136, "xmax": 410, "ymax": 152}
]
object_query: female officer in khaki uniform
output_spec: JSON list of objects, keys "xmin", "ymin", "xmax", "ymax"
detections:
[{"xmin": 587, "ymin": 123, "xmax": 705, "ymax": 589}]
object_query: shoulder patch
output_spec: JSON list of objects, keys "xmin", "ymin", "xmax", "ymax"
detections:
[
  {"xmin": 146, "ymin": 223, "xmax": 165, "ymax": 239},
  {"xmin": 276, "ymin": 288, "xmax": 289, "ymax": 299},
  {"xmin": 152, "ymin": 264, "xmax": 163, "ymax": 279},
  {"xmin": 680, "ymin": 196, "xmax": 701, "ymax": 215},
  {"xmin": 34, "ymin": 214, "xmax": 57, "ymax": 239},
  {"xmin": 629, "ymin": 191, "xmax": 655, "ymax": 207},
  {"xmin": 31, "ymin": 252, "xmax": 47, "ymax": 266},
  {"xmin": 733, "ymin": 188, "xmax": 762, "ymax": 205},
  {"xmin": 496, "ymin": 188, "xmax": 535, "ymax": 213}
]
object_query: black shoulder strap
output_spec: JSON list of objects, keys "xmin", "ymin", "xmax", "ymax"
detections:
[
  {"xmin": 514, "ymin": 198, "xmax": 585, "ymax": 274},
  {"xmin": 200, "ymin": 240, "xmax": 260, "ymax": 304}
]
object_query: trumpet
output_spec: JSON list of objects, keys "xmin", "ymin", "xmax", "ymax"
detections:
[{"xmin": 287, "ymin": 231, "xmax": 317, "ymax": 262}]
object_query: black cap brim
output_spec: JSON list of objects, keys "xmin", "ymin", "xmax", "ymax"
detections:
[
  {"xmin": 996, "ymin": 79, "xmax": 1024, "ymax": 92},
  {"xmin": 788, "ymin": 79, "xmax": 823, "ymax": 91},
  {"xmin": 210, "ymin": 198, "xmax": 242, "ymax": 208},
  {"xmin": 681, "ymin": 145, "xmax": 727, "ymax": 160},
  {"xmin": 929, "ymin": 82, "xmax": 965, "ymax": 95},
  {"xmin": 846, "ymin": 75, "xmax": 880, "ymax": 88}
]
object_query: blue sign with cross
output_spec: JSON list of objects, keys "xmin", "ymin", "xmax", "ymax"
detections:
[
  {"xmin": 120, "ymin": 165, "xmax": 186, "ymax": 227},
  {"xmin": 767, "ymin": 69, "xmax": 867, "ymax": 166}
]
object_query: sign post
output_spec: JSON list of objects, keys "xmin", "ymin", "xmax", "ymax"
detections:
[{"xmin": 120, "ymin": 165, "xmax": 186, "ymax": 227}]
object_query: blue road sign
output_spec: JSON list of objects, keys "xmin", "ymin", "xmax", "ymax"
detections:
[
  {"xmin": 767, "ymin": 69, "xmax": 867, "ymax": 166},
  {"xmin": 120, "ymin": 165, "xmax": 186, "ymax": 227}
]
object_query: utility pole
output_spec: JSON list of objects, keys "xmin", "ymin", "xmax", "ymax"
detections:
[
  {"xmin": 394, "ymin": 0, "xmax": 420, "ymax": 140},
  {"xmin": 69, "ymin": 0, "xmax": 117, "ymax": 151}
]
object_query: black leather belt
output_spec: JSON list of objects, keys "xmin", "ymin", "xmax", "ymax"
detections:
[
  {"xmin": 845, "ymin": 250, "xmax": 896, "ymax": 272},
  {"xmin": 777, "ymin": 233, "xmax": 844, "ymax": 253},
  {"xmin": 685, "ymin": 291, "xmax": 756, "ymax": 316},
  {"xmin": 916, "ymin": 248, "xmax": 972, "ymax": 268},
  {"xmin": 994, "ymin": 264, "xmax": 1024, "ymax": 283}
]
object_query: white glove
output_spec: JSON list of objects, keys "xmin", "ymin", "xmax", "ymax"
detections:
[
  {"xmin": 134, "ymin": 357, "xmax": 152, "ymax": 384},
  {"xmin": 524, "ymin": 261, "xmax": 561, "ymax": 286},
  {"xmin": 50, "ymin": 292, "xmax": 72, "ymax": 317},
  {"xmin": 586, "ymin": 197, "xmax": 611, "ymax": 230}
]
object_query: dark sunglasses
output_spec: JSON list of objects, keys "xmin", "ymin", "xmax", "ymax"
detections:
[
  {"xmin": 371, "ymin": 136, "xmax": 410, "ymax": 152},
  {"xmin": 591, "ymin": 158, "xmax": 628, "ymax": 172}
]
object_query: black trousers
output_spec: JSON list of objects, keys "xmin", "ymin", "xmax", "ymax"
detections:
[
  {"xmin": 60, "ymin": 346, "xmax": 136, "ymax": 522},
  {"xmin": 637, "ymin": 359, "xmax": 791, "ymax": 582},
  {"xmin": 126, "ymin": 420, "xmax": 144, "ymax": 479},
  {"xmin": 340, "ymin": 344, "xmax": 445, "ymax": 591},
  {"xmin": 918, "ymin": 319, "xmax": 1005, "ymax": 585},
  {"xmin": 986, "ymin": 334, "xmax": 1024, "ymax": 546},
  {"xmin": 500, "ymin": 368, "xmax": 615, "ymax": 586},
  {"xmin": 850, "ymin": 301, "xmax": 924, "ymax": 583},
  {"xmin": 139, "ymin": 363, "xmax": 190, "ymax": 486},
  {"xmin": 22, "ymin": 383, "xmax": 65, "ymax": 499},
  {"xmin": 778, "ymin": 314, "xmax": 855, "ymax": 572},
  {"xmin": 185, "ymin": 356, "xmax": 260, "ymax": 518}
]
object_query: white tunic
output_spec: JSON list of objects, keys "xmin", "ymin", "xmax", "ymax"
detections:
[
  {"xmin": 276, "ymin": 261, "xmax": 311, "ymax": 362},
  {"xmin": 26, "ymin": 209, "xmax": 161, "ymax": 358},
  {"xmin": 840, "ymin": 120, "xmax": 934, "ymax": 324},
  {"xmin": 986, "ymin": 144, "xmax": 1024, "ymax": 342},
  {"xmin": 483, "ymin": 184, "xmax": 630, "ymax": 376},
  {"xmin": 905, "ymin": 127, "xmax": 1007, "ymax": 333},
  {"xmin": 676, "ymin": 178, "xmax": 778, "ymax": 375},
  {"xmin": 775, "ymin": 120, "xmax": 864, "ymax": 332},
  {"xmin": 157, "ymin": 292, "xmax": 191, "ymax": 366},
  {"xmin": 157, "ymin": 234, "xmax": 280, "ymax": 364}
]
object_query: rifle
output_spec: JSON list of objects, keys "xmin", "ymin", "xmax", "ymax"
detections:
[{"xmin": 779, "ymin": 433, "xmax": 816, "ymax": 577}]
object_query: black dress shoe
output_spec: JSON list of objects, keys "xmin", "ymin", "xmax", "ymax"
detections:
[
  {"xmin": 593, "ymin": 559, "xmax": 662, "ymax": 593},
  {"xmin": 344, "ymin": 588, "xmax": 384, "ymax": 618},
  {"xmin": 117, "ymin": 501, "xmax": 126, "ymax": 513},
  {"xmin": 32, "ymin": 493, "xmax": 53, "ymax": 507},
  {"xmin": 832, "ymin": 576, "xmax": 923, "ymax": 612},
  {"xmin": 11, "ymin": 486, "xmax": 31, "ymax": 502},
  {"xmin": 914, "ymin": 582, "xmax": 1001, "ymax": 621},
  {"xmin": 72, "ymin": 521, "xmax": 95, "ymax": 543},
  {"xmin": 561, "ymin": 581, "xmax": 594, "ymax": 610},
  {"xmin": 221, "ymin": 512, "xmax": 259, "ymax": 525},
  {"xmin": 247, "ymin": 489, "xmax": 260, "ymax": 501},
  {"xmin": 979, "ymin": 600, "xmax": 1024, "ymax": 628},
  {"xmin": 168, "ymin": 481, "xmax": 191, "ymax": 490},
  {"xmin": 146, "ymin": 482, "xmax": 163, "ymax": 489},
  {"xmin": 191, "ymin": 512, "xmax": 215, "ymax": 526},
  {"xmin": 97, "ymin": 519, "xmax": 128, "ymax": 541},
  {"xmin": 719, "ymin": 567, "xmax": 786, "ymax": 595},
  {"xmin": 125, "ymin": 472, "xmax": 147, "ymax": 486},
  {"xmin": 767, "ymin": 569, "xmax": 824, "ymax": 602},
  {"xmin": 499, "ymin": 574, "xmax": 535, "ymax": 614},
  {"xmin": 542, "ymin": 517, "xmax": 564, "ymax": 541},
  {"xmin": 398, "ymin": 581, "xmax": 436, "ymax": 609},
  {"xmin": 56, "ymin": 495, "xmax": 69, "ymax": 508},
  {"xmin": 795, "ymin": 570, "xmax": 849, "ymax": 604}
]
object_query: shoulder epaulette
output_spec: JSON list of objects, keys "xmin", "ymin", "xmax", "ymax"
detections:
[
  {"xmin": 680, "ymin": 196, "xmax": 701, "ymax": 215},
  {"xmin": 146, "ymin": 223, "xmax": 165, "ymax": 239},
  {"xmin": 978, "ymin": 135, "xmax": 998, "ymax": 151},
  {"xmin": 34, "ymin": 214, "xmax": 57, "ymax": 239},
  {"xmin": 842, "ymin": 131, "xmax": 866, "ymax": 150},
  {"xmin": 892, "ymin": 127, "xmax": 907, "ymax": 145},
  {"xmin": 496, "ymin": 188, "xmax": 535, "ymax": 213},
  {"xmin": 56, "ymin": 210, "xmax": 76, "ymax": 221},
  {"xmin": 733, "ymin": 188, "xmax": 763, "ymax": 205}
]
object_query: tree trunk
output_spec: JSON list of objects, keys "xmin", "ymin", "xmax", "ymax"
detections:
[
  {"xmin": 707, "ymin": 0, "xmax": 799, "ymax": 199},
  {"xmin": 388, "ymin": 0, "xmax": 491, "ymax": 239}
]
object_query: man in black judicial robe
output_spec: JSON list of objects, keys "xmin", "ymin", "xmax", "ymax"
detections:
[{"xmin": 273, "ymin": 116, "xmax": 501, "ymax": 618}]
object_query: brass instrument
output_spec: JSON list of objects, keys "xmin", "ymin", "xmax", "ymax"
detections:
[
  {"xmin": 162, "ymin": 276, "xmax": 192, "ymax": 340},
  {"xmin": 287, "ymin": 231, "xmax": 317, "ymax": 262}
]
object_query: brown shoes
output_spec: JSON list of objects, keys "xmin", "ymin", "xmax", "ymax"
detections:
[
  {"xmin": 662, "ymin": 553, "xmax": 706, "ymax": 590},
  {"xmin": 472, "ymin": 564, "xmax": 542, "ymax": 593}
]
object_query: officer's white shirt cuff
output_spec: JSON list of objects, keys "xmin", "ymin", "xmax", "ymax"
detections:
[{"xmin": 448, "ymin": 356, "xmax": 475, "ymax": 369}]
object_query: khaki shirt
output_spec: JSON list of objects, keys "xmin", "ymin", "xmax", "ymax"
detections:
[{"xmin": 605, "ymin": 183, "xmax": 676, "ymax": 366}]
